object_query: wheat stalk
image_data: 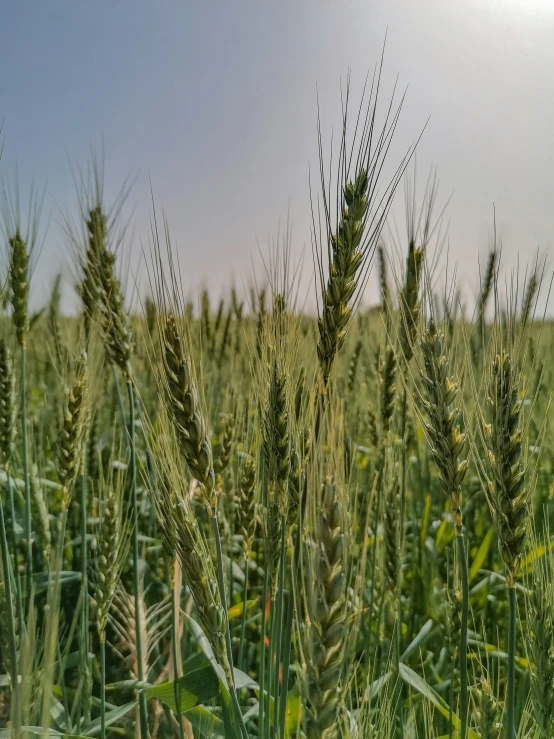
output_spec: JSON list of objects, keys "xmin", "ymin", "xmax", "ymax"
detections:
[
  {"xmin": 481, "ymin": 349, "xmax": 527, "ymax": 739},
  {"xmin": 525, "ymin": 525, "xmax": 554, "ymax": 737},
  {"xmin": 484, "ymin": 351, "xmax": 527, "ymax": 586},
  {"xmin": 58, "ymin": 353, "xmax": 89, "ymax": 513},
  {"xmin": 303, "ymin": 477, "xmax": 347, "ymax": 738},
  {"xmin": 162, "ymin": 314, "xmax": 216, "ymax": 511},
  {"xmin": 150, "ymin": 434, "xmax": 247, "ymax": 736},
  {"xmin": 418, "ymin": 317, "xmax": 469, "ymax": 738}
]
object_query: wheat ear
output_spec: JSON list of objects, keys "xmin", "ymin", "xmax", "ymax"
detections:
[
  {"xmin": 58, "ymin": 353, "xmax": 89, "ymax": 513},
  {"xmin": 398, "ymin": 241, "xmax": 424, "ymax": 364},
  {"xmin": 317, "ymin": 169, "xmax": 370, "ymax": 385},
  {"xmin": 9, "ymin": 230, "xmax": 29, "ymax": 348},
  {"xmin": 162, "ymin": 315, "xmax": 216, "ymax": 511},
  {"xmin": 79, "ymin": 204, "xmax": 105, "ymax": 339}
]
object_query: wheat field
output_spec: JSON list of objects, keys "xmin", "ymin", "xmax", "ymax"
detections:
[{"xmin": 0, "ymin": 78, "xmax": 553, "ymax": 739}]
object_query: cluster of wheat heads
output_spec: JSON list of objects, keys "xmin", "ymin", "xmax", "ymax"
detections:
[{"xmin": 0, "ymin": 81, "xmax": 554, "ymax": 739}]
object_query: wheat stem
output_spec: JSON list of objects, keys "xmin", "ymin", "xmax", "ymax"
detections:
[
  {"xmin": 0, "ymin": 339, "xmax": 24, "ymax": 638},
  {"xmin": 278, "ymin": 582, "xmax": 295, "ymax": 735},
  {"xmin": 21, "ymin": 345, "xmax": 32, "ymax": 603},
  {"xmin": 506, "ymin": 585, "xmax": 517, "ymax": 739},
  {"xmin": 79, "ymin": 454, "xmax": 91, "ymax": 725},
  {"xmin": 127, "ymin": 379, "xmax": 149, "ymax": 739},
  {"xmin": 265, "ymin": 590, "xmax": 277, "ymax": 739},
  {"xmin": 0, "ymin": 494, "xmax": 21, "ymax": 734},
  {"xmin": 366, "ymin": 444, "xmax": 386, "ymax": 653},
  {"xmin": 259, "ymin": 566, "xmax": 270, "ymax": 737},
  {"xmin": 6, "ymin": 469, "xmax": 24, "ymax": 640},
  {"xmin": 166, "ymin": 559, "xmax": 185, "ymax": 739},
  {"xmin": 273, "ymin": 516, "xmax": 287, "ymax": 738},
  {"xmin": 113, "ymin": 366, "xmax": 128, "ymax": 445},
  {"xmin": 456, "ymin": 527, "xmax": 469, "ymax": 739},
  {"xmin": 100, "ymin": 638, "xmax": 106, "ymax": 739},
  {"xmin": 238, "ymin": 567, "xmax": 249, "ymax": 672},
  {"xmin": 448, "ymin": 655, "xmax": 454, "ymax": 739},
  {"xmin": 211, "ymin": 512, "xmax": 249, "ymax": 739}
]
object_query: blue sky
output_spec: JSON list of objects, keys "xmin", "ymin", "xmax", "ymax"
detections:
[{"xmin": 1, "ymin": 0, "xmax": 553, "ymax": 310}]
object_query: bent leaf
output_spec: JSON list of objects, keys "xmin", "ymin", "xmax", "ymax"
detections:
[
  {"xmin": 145, "ymin": 665, "xmax": 220, "ymax": 713},
  {"xmin": 398, "ymin": 663, "xmax": 478, "ymax": 739},
  {"xmin": 82, "ymin": 701, "xmax": 136, "ymax": 736}
]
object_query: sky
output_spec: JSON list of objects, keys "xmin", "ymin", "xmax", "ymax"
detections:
[{"xmin": 0, "ymin": 0, "xmax": 553, "ymax": 312}]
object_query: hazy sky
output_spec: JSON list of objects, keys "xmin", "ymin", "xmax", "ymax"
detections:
[{"xmin": 1, "ymin": 0, "xmax": 553, "ymax": 311}]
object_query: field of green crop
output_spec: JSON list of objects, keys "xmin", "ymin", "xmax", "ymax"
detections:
[{"xmin": 0, "ymin": 80, "xmax": 553, "ymax": 739}]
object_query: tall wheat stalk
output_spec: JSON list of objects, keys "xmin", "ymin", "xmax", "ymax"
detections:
[
  {"xmin": 479, "ymin": 347, "xmax": 527, "ymax": 739},
  {"xmin": 95, "ymin": 460, "xmax": 131, "ymax": 739},
  {"xmin": 0, "ymin": 339, "xmax": 24, "ymax": 640},
  {"xmin": 0, "ymin": 482, "xmax": 20, "ymax": 733},
  {"xmin": 161, "ymin": 313, "xmax": 248, "ymax": 738},
  {"xmin": 418, "ymin": 318, "xmax": 469, "ymax": 738},
  {"xmin": 9, "ymin": 230, "xmax": 33, "ymax": 603},
  {"xmin": 84, "ymin": 194, "xmax": 152, "ymax": 738}
]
